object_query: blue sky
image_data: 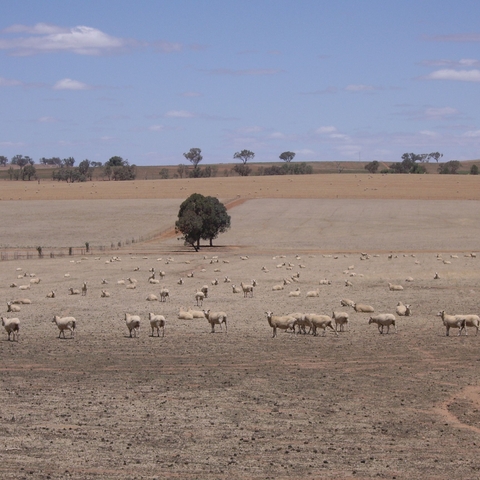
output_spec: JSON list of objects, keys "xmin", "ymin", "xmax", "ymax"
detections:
[{"xmin": 1, "ymin": 0, "xmax": 480, "ymax": 166}]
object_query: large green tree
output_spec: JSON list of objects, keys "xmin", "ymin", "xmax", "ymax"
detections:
[
  {"xmin": 175, "ymin": 193, "xmax": 231, "ymax": 251},
  {"xmin": 183, "ymin": 148, "xmax": 203, "ymax": 170},
  {"xmin": 279, "ymin": 151, "xmax": 295, "ymax": 163}
]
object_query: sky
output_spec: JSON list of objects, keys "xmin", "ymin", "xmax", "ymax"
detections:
[{"xmin": 1, "ymin": 0, "xmax": 480, "ymax": 166}]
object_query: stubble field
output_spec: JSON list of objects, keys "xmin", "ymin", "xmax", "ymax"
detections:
[{"xmin": 1, "ymin": 174, "xmax": 480, "ymax": 479}]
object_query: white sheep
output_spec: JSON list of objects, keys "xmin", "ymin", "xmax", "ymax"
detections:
[
  {"xmin": 188, "ymin": 308, "xmax": 205, "ymax": 318},
  {"xmin": 160, "ymin": 287, "xmax": 170, "ymax": 302},
  {"xmin": 368, "ymin": 314, "xmax": 397, "ymax": 334},
  {"xmin": 353, "ymin": 303, "xmax": 374, "ymax": 313},
  {"xmin": 81, "ymin": 281, "xmax": 88, "ymax": 296},
  {"xmin": 1, "ymin": 316, "xmax": 20, "ymax": 341},
  {"xmin": 203, "ymin": 310, "xmax": 227, "ymax": 333},
  {"xmin": 125, "ymin": 313, "xmax": 140, "ymax": 338},
  {"xmin": 340, "ymin": 298, "xmax": 355, "ymax": 307},
  {"xmin": 437, "ymin": 311, "xmax": 466, "ymax": 336},
  {"xmin": 240, "ymin": 282, "xmax": 254, "ymax": 298},
  {"xmin": 46, "ymin": 290, "xmax": 56, "ymax": 298},
  {"xmin": 306, "ymin": 289, "xmax": 319, "ymax": 298},
  {"xmin": 272, "ymin": 284, "xmax": 284, "ymax": 291},
  {"xmin": 145, "ymin": 293, "xmax": 158, "ymax": 301},
  {"xmin": 332, "ymin": 311, "xmax": 349, "ymax": 332},
  {"xmin": 319, "ymin": 278, "xmax": 331, "ymax": 285},
  {"xmin": 453, "ymin": 313, "xmax": 480, "ymax": 336},
  {"xmin": 395, "ymin": 301, "xmax": 412, "ymax": 317},
  {"xmin": 178, "ymin": 308, "xmax": 194, "ymax": 320},
  {"xmin": 149, "ymin": 312, "xmax": 166, "ymax": 337},
  {"xmin": 195, "ymin": 290, "xmax": 205, "ymax": 306},
  {"xmin": 288, "ymin": 288, "xmax": 301, "ymax": 297},
  {"xmin": 19, "ymin": 284, "xmax": 30, "ymax": 290},
  {"xmin": 126, "ymin": 283, "xmax": 136, "ymax": 290},
  {"xmin": 305, "ymin": 313, "xmax": 337, "ymax": 336},
  {"xmin": 211, "ymin": 278, "xmax": 219, "ymax": 285},
  {"xmin": 177, "ymin": 278, "xmax": 184, "ymax": 285},
  {"xmin": 101, "ymin": 290, "xmax": 111, "ymax": 298},
  {"xmin": 290, "ymin": 313, "xmax": 312, "ymax": 334},
  {"xmin": 69, "ymin": 287, "xmax": 81, "ymax": 295},
  {"xmin": 11, "ymin": 298, "xmax": 31, "ymax": 305},
  {"xmin": 345, "ymin": 280, "xmax": 353, "ymax": 287},
  {"xmin": 29, "ymin": 277, "xmax": 41, "ymax": 284},
  {"xmin": 265, "ymin": 311, "xmax": 296, "ymax": 338},
  {"xmin": 200, "ymin": 285, "xmax": 209, "ymax": 298},
  {"xmin": 52, "ymin": 315, "xmax": 76, "ymax": 339},
  {"xmin": 388, "ymin": 282, "xmax": 404, "ymax": 291},
  {"xmin": 6, "ymin": 302, "xmax": 21, "ymax": 313},
  {"xmin": 232, "ymin": 284, "xmax": 242, "ymax": 294},
  {"xmin": 224, "ymin": 276, "xmax": 231, "ymax": 283}
]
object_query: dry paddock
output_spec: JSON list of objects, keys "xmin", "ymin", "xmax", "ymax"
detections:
[{"xmin": 1, "ymin": 174, "xmax": 480, "ymax": 479}]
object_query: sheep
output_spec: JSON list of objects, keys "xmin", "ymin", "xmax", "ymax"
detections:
[
  {"xmin": 396, "ymin": 301, "xmax": 412, "ymax": 317},
  {"xmin": 201, "ymin": 285, "xmax": 209, "ymax": 298},
  {"xmin": 434, "ymin": 272, "xmax": 440, "ymax": 279},
  {"xmin": 453, "ymin": 314, "xmax": 480, "ymax": 336},
  {"xmin": 305, "ymin": 313, "xmax": 337, "ymax": 337},
  {"xmin": 125, "ymin": 313, "xmax": 140, "ymax": 338},
  {"xmin": 188, "ymin": 308, "xmax": 205, "ymax": 318},
  {"xmin": 6, "ymin": 302, "xmax": 21, "ymax": 313},
  {"xmin": 117, "ymin": 279, "xmax": 125, "ymax": 285},
  {"xmin": 9, "ymin": 283, "xmax": 17, "ymax": 288},
  {"xmin": 1, "ymin": 317, "xmax": 20, "ymax": 341},
  {"xmin": 265, "ymin": 311, "xmax": 296, "ymax": 338},
  {"xmin": 177, "ymin": 277, "xmax": 184, "ymax": 285},
  {"xmin": 19, "ymin": 285, "xmax": 30, "ymax": 290},
  {"xmin": 178, "ymin": 308, "xmax": 194, "ymax": 320},
  {"xmin": 11, "ymin": 298, "xmax": 31, "ymax": 305},
  {"xmin": 52, "ymin": 315, "xmax": 76, "ymax": 339},
  {"xmin": 345, "ymin": 280, "xmax": 353, "ymax": 287},
  {"xmin": 319, "ymin": 278, "xmax": 331, "ymax": 285},
  {"xmin": 332, "ymin": 311, "xmax": 349, "ymax": 332},
  {"xmin": 29, "ymin": 277, "xmax": 41, "ymax": 284},
  {"xmin": 224, "ymin": 276, "xmax": 231, "ymax": 283},
  {"xmin": 405, "ymin": 277, "xmax": 414, "ymax": 282},
  {"xmin": 288, "ymin": 288, "xmax": 301, "ymax": 297},
  {"xmin": 127, "ymin": 277, "xmax": 137, "ymax": 284},
  {"xmin": 101, "ymin": 290, "xmax": 111, "ymax": 298},
  {"xmin": 341, "ymin": 298, "xmax": 355, "ymax": 307},
  {"xmin": 101, "ymin": 279, "xmax": 108, "ymax": 284},
  {"xmin": 81, "ymin": 281, "xmax": 88, "ymax": 296},
  {"xmin": 306, "ymin": 289, "xmax": 319, "ymax": 298},
  {"xmin": 195, "ymin": 291, "xmax": 205, "ymax": 306},
  {"xmin": 436, "ymin": 311, "xmax": 466, "ymax": 336},
  {"xmin": 232, "ymin": 284, "xmax": 242, "ymax": 294},
  {"xmin": 160, "ymin": 287, "xmax": 170, "ymax": 302},
  {"xmin": 204, "ymin": 309, "xmax": 227, "ymax": 333},
  {"xmin": 149, "ymin": 313, "xmax": 166, "ymax": 337},
  {"xmin": 290, "ymin": 313, "xmax": 312, "ymax": 334},
  {"xmin": 187, "ymin": 271, "xmax": 194, "ymax": 278},
  {"xmin": 272, "ymin": 284, "xmax": 284, "ymax": 291},
  {"xmin": 251, "ymin": 279, "xmax": 258, "ymax": 287},
  {"xmin": 388, "ymin": 282, "xmax": 404, "ymax": 291},
  {"xmin": 46, "ymin": 290, "xmax": 56, "ymax": 298},
  {"xmin": 69, "ymin": 287, "xmax": 81, "ymax": 295},
  {"xmin": 353, "ymin": 303, "xmax": 374, "ymax": 313},
  {"xmin": 211, "ymin": 278, "xmax": 219, "ymax": 286},
  {"xmin": 240, "ymin": 282, "xmax": 254, "ymax": 298},
  {"xmin": 368, "ymin": 314, "xmax": 397, "ymax": 334}
]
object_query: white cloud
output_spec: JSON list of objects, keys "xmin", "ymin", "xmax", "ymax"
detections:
[
  {"xmin": 296, "ymin": 149, "xmax": 315, "ymax": 156},
  {"xmin": 207, "ymin": 68, "xmax": 282, "ymax": 76},
  {"xmin": 421, "ymin": 58, "xmax": 480, "ymax": 67},
  {"xmin": 53, "ymin": 78, "xmax": 90, "ymax": 90},
  {"xmin": 463, "ymin": 130, "xmax": 480, "ymax": 137},
  {"xmin": 152, "ymin": 41, "xmax": 182, "ymax": 53},
  {"xmin": 316, "ymin": 126, "xmax": 337, "ymax": 134},
  {"xmin": 165, "ymin": 110, "xmax": 195, "ymax": 118},
  {"xmin": 345, "ymin": 84, "xmax": 375, "ymax": 92},
  {"xmin": 420, "ymin": 130, "xmax": 439, "ymax": 137},
  {"xmin": 427, "ymin": 33, "xmax": 480, "ymax": 42},
  {"xmin": 0, "ymin": 23, "xmax": 134, "ymax": 56},
  {"xmin": 149, "ymin": 124, "xmax": 166, "ymax": 132},
  {"xmin": 0, "ymin": 76, "xmax": 21, "ymax": 87},
  {"xmin": 424, "ymin": 107, "xmax": 459, "ymax": 118},
  {"xmin": 269, "ymin": 132, "xmax": 285, "ymax": 139},
  {"xmin": 424, "ymin": 69, "xmax": 480, "ymax": 82},
  {"xmin": 38, "ymin": 116, "xmax": 56, "ymax": 123}
]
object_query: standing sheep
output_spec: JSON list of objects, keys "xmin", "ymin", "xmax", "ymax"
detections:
[
  {"xmin": 332, "ymin": 311, "xmax": 349, "ymax": 332},
  {"xmin": 160, "ymin": 287, "xmax": 170, "ymax": 302},
  {"xmin": 149, "ymin": 313, "xmax": 166, "ymax": 337},
  {"xmin": 203, "ymin": 310, "xmax": 227, "ymax": 333},
  {"xmin": 195, "ymin": 290, "xmax": 205, "ymax": 307},
  {"xmin": 265, "ymin": 311, "xmax": 296, "ymax": 338},
  {"xmin": 1, "ymin": 316, "xmax": 20, "ymax": 341},
  {"xmin": 305, "ymin": 313, "xmax": 337, "ymax": 337},
  {"xmin": 81, "ymin": 281, "xmax": 88, "ymax": 296},
  {"xmin": 240, "ymin": 282, "xmax": 254, "ymax": 298},
  {"xmin": 125, "ymin": 313, "xmax": 140, "ymax": 338},
  {"xmin": 368, "ymin": 314, "xmax": 397, "ymax": 334},
  {"xmin": 52, "ymin": 315, "xmax": 76, "ymax": 339},
  {"xmin": 455, "ymin": 314, "xmax": 480, "ymax": 336},
  {"xmin": 437, "ymin": 311, "xmax": 466, "ymax": 336}
]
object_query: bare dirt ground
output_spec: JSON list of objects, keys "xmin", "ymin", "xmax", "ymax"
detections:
[{"xmin": 1, "ymin": 175, "xmax": 480, "ymax": 479}]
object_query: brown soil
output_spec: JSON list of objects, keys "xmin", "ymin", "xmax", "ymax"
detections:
[{"xmin": 1, "ymin": 174, "xmax": 480, "ymax": 479}]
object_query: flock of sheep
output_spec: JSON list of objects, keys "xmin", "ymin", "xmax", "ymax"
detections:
[{"xmin": 2, "ymin": 251, "xmax": 479, "ymax": 342}]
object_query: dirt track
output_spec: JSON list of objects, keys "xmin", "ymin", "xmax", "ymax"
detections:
[{"xmin": 1, "ymin": 175, "xmax": 480, "ymax": 479}]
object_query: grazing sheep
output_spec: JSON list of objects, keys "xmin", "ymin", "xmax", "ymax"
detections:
[
  {"xmin": 453, "ymin": 313, "xmax": 480, "ymax": 336},
  {"xmin": 265, "ymin": 311, "xmax": 296, "ymax": 338},
  {"xmin": 101, "ymin": 290, "xmax": 111, "ymax": 298},
  {"xmin": 125, "ymin": 313, "xmax": 140, "ymax": 338},
  {"xmin": 201, "ymin": 285, "xmax": 209, "ymax": 298},
  {"xmin": 240, "ymin": 282, "xmax": 254, "ymax": 298},
  {"xmin": 1, "ymin": 317, "xmax": 20, "ymax": 341},
  {"xmin": 288, "ymin": 288, "xmax": 301, "ymax": 297},
  {"xmin": 46, "ymin": 290, "xmax": 56, "ymax": 298},
  {"xmin": 11, "ymin": 298, "xmax": 31, "ymax": 305},
  {"xmin": 160, "ymin": 287, "xmax": 170, "ymax": 302},
  {"xmin": 178, "ymin": 308, "xmax": 194, "ymax": 320},
  {"xmin": 52, "ymin": 315, "xmax": 76, "ymax": 339},
  {"xmin": 291, "ymin": 313, "xmax": 312, "ymax": 334},
  {"xmin": 353, "ymin": 303, "xmax": 374, "ymax": 313},
  {"xmin": 149, "ymin": 313, "xmax": 166, "ymax": 337},
  {"xmin": 332, "ymin": 311, "xmax": 349, "ymax": 332},
  {"xmin": 396, "ymin": 301, "xmax": 412, "ymax": 317},
  {"xmin": 305, "ymin": 313, "xmax": 337, "ymax": 337},
  {"xmin": 69, "ymin": 287, "xmax": 81, "ymax": 295},
  {"xmin": 437, "ymin": 311, "xmax": 466, "ymax": 336},
  {"xmin": 388, "ymin": 282, "xmax": 404, "ymax": 291},
  {"xmin": 232, "ymin": 284, "xmax": 242, "ymax": 294},
  {"xmin": 306, "ymin": 289, "xmax": 319, "ymax": 298},
  {"xmin": 6, "ymin": 302, "xmax": 21, "ymax": 313},
  {"xmin": 81, "ymin": 281, "xmax": 88, "ymax": 296},
  {"xmin": 368, "ymin": 314, "xmax": 397, "ymax": 334},
  {"xmin": 341, "ymin": 298, "xmax": 355, "ymax": 307},
  {"xmin": 195, "ymin": 290, "xmax": 205, "ymax": 307},
  {"xmin": 203, "ymin": 310, "xmax": 227, "ymax": 333}
]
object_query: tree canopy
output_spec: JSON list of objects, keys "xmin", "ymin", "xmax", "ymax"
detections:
[
  {"xmin": 279, "ymin": 151, "xmax": 295, "ymax": 162},
  {"xmin": 183, "ymin": 148, "xmax": 203, "ymax": 169},
  {"xmin": 175, "ymin": 193, "xmax": 231, "ymax": 251}
]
